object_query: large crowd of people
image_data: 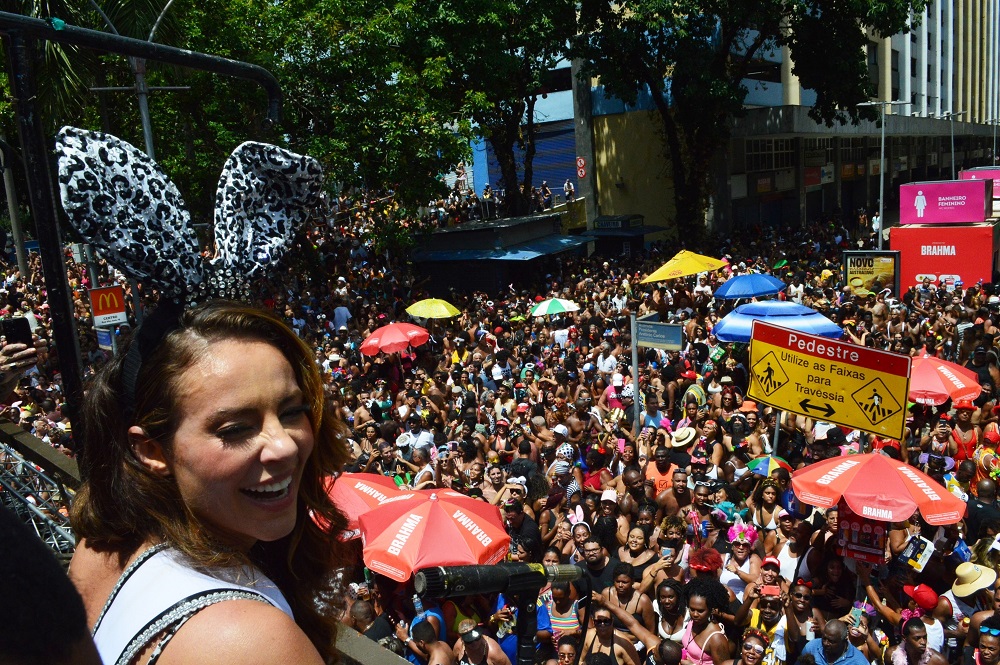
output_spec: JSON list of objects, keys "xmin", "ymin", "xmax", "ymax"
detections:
[{"xmin": 3, "ymin": 196, "xmax": 1000, "ymax": 665}]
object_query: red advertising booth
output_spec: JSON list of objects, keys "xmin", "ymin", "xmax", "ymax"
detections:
[{"xmin": 890, "ymin": 223, "xmax": 1000, "ymax": 287}]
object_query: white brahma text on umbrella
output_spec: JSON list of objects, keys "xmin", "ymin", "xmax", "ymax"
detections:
[
  {"xmin": 897, "ymin": 465, "xmax": 943, "ymax": 501},
  {"xmin": 453, "ymin": 510, "xmax": 494, "ymax": 546},
  {"xmin": 388, "ymin": 514, "xmax": 423, "ymax": 555},
  {"xmin": 816, "ymin": 459, "xmax": 861, "ymax": 485}
]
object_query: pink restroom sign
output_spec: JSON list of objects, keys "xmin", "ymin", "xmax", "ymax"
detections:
[
  {"xmin": 899, "ymin": 179, "xmax": 992, "ymax": 225},
  {"xmin": 960, "ymin": 167, "xmax": 1000, "ymax": 190}
]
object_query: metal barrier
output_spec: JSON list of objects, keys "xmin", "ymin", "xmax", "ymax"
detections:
[{"xmin": 0, "ymin": 421, "xmax": 77, "ymax": 562}]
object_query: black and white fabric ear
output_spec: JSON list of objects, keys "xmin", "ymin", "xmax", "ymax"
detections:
[
  {"xmin": 213, "ymin": 141, "xmax": 324, "ymax": 279},
  {"xmin": 55, "ymin": 127, "xmax": 325, "ymax": 304},
  {"xmin": 55, "ymin": 126, "xmax": 201, "ymax": 303}
]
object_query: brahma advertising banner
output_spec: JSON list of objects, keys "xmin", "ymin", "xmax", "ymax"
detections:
[
  {"xmin": 899, "ymin": 179, "xmax": 992, "ymax": 225},
  {"xmin": 890, "ymin": 223, "xmax": 998, "ymax": 287},
  {"xmin": 841, "ymin": 250, "xmax": 900, "ymax": 297}
]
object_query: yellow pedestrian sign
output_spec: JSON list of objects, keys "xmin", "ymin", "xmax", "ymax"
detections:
[
  {"xmin": 747, "ymin": 321, "xmax": 911, "ymax": 439},
  {"xmin": 752, "ymin": 352, "xmax": 789, "ymax": 396},
  {"xmin": 851, "ymin": 378, "xmax": 902, "ymax": 427}
]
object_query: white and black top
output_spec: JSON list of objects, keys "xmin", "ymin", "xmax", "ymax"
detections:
[{"xmin": 92, "ymin": 544, "xmax": 293, "ymax": 665}]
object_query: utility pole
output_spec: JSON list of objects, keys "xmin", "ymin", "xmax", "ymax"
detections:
[{"xmin": 857, "ymin": 100, "xmax": 907, "ymax": 250}]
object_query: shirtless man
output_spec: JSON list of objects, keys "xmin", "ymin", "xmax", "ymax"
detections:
[
  {"xmin": 452, "ymin": 619, "xmax": 510, "ymax": 665},
  {"xmin": 655, "ymin": 468, "xmax": 692, "ymax": 517},
  {"xmin": 566, "ymin": 397, "xmax": 601, "ymax": 445},
  {"xmin": 617, "ymin": 468, "xmax": 656, "ymax": 522},
  {"xmin": 871, "ymin": 290, "xmax": 890, "ymax": 330},
  {"xmin": 399, "ymin": 618, "xmax": 457, "ymax": 665}
]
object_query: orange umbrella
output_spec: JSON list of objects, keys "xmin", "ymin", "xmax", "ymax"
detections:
[
  {"xmin": 359, "ymin": 322, "xmax": 429, "ymax": 356},
  {"xmin": 791, "ymin": 453, "xmax": 966, "ymax": 525},
  {"xmin": 360, "ymin": 490, "xmax": 509, "ymax": 581},
  {"xmin": 324, "ymin": 473, "xmax": 411, "ymax": 538},
  {"xmin": 909, "ymin": 355, "xmax": 981, "ymax": 405}
]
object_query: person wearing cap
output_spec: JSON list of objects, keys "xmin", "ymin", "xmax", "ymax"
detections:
[
  {"xmin": 598, "ymin": 372, "xmax": 626, "ymax": 416},
  {"xmin": 965, "ymin": 344, "xmax": 998, "ymax": 391},
  {"xmin": 450, "ymin": 336, "xmax": 470, "ymax": 366},
  {"xmin": 453, "ymin": 618, "xmax": 510, "ymax": 665},
  {"xmin": 858, "ymin": 567, "xmax": 947, "ymax": 654},
  {"xmin": 950, "ymin": 399, "xmax": 983, "ymax": 464}
]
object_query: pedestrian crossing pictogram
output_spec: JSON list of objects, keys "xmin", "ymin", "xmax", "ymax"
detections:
[
  {"xmin": 751, "ymin": 351, "xmax": 788, "ymax": 396},
  {"xmin": 851, "ymin": 378, "xmax": 901, "ymax": 426}
]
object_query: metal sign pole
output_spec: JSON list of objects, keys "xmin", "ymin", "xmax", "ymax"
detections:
[
  {"xmin": 630, "ymin": 313, "xmax": 640, "ymax": 435},
  {"xmin": 5, "ymin": 32, "xmax": 85, "ymax": 441}
]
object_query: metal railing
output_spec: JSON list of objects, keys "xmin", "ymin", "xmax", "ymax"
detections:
[{"xmin": 0, "ymin": 438, "xmax": 76, "ymax": 562}]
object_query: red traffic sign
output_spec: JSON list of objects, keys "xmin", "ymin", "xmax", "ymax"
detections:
[
  {"xmin": 577, "ymin": 166, "xmax": 586, "ymax": 179},
  {"xmin": 576, "ymin": 156, "xmax": 586, "ymax": 169},
  {"xmin": 90, "ymin": 286, "xmax": 128, "ymax": 327}
]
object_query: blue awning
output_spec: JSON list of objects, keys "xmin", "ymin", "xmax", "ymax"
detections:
[
  {"xmin": 413, "ymin": 233, "xmax": 591, "ymax": 262},
  {"xmin": 584, "ymin": 225, "xmax": 669, "ymax": 237}
]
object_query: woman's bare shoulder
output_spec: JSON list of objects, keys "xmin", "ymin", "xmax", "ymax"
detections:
[{"xmin": 157, "ymin": 599, "xmax": 324, "ymax": 665}]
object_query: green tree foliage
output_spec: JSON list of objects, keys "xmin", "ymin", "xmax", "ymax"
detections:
[
  {"xmin": 572, "ymin": 0, "xmax": 927, "ymax": 238},
  {"xmin": 1, "ymin": 0, "xmax": 473, "ymax": 225},
  {"xmin": 395, "ymin": 0, "xmax": 577, "ymax": 215}
]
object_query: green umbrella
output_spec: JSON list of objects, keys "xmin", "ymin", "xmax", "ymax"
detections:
[
  {"xmin": 531, "ymin": 298, "xmax": 580, "ymax": 317},
  {"xmin": 773, "ymin": 259, "xmax": 788, "ymax": 269}
]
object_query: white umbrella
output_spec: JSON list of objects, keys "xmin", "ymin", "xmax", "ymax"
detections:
[{"xmin": 531, "ymin": 298, "xmax": 580, "ymax": 317}]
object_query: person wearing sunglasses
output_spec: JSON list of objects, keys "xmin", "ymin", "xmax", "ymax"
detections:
[
  {"xmin": 721, "ymin": 629, "xmax": 769, "ymax": 665},
  {"xmin": 733, "ymin": 585, "xmax": 801, "ymax": 665},
  {"xmin": 976, "ymin": 615, "xmax": 1000, "ymax": 665},
  {"xmin": 787, "ymin": 581, "xmax": 824, "ymax": 653},
  {"xmin": 967, "ymin": 587, "xmax": 1000, "ymax": 660},
  {"xmin": 587, "ymin": 591, "xmax": 683, "ymax": 665},
  {"xmin": 579, "ymin": 606, "xmax": 641, "ymax": 665}
]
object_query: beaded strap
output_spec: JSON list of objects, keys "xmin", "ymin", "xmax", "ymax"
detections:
[
  {"xmin": 116, "ymin": 589, "xmax": 273, "ymax": 665},
  {"xmin": 91, "ymin": 543, "xmax": 170, "ymax": 637}
]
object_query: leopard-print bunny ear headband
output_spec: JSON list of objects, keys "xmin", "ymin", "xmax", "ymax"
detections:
[{"xmin": 55, "ymin": 126, "xmax": 325, "ymax": 416}]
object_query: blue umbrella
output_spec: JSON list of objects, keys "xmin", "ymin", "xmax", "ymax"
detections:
[
  {"xmin": 713, "ymin": 274, "xmax": 786, "ymax": 299},
  {"xmin": 712, "ymin": 301, "xmax": 843, "ymax": 343}
]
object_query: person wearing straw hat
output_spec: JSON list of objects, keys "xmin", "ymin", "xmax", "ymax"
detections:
[{"xmin": 942, "ymin": 563, "xmax": 998, "ymax": 656}]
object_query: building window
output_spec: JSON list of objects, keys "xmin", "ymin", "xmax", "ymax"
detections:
[
  {"xmin": 745, "ymin": 138, "xmax": 796, "ymax": 172},
  {"xmin": 542, "ymin": 68, "xmax": 573, "ymax": 94},
  {"xmin": 868, "ymin": 42, "xmax": 880, "ymax": 90}
]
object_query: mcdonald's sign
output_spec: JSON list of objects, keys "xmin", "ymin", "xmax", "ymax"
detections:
[{"xmin": 89, "ymin": 286, "xmax": 128, "ymax": 327}]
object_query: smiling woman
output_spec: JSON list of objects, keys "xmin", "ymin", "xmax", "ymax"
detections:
[{"xmin": 69, "ymin": 302, "xmax": 351, "ymax": 665}]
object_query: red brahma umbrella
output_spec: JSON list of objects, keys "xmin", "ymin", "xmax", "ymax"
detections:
[
  {"xmin": 909, "ymin": 355, "xmax": 981, "ymax": 405},
  {"xmin": 324, "ymin": 473, "xmax": 412, "ymax": 538},
  {"xmin": 359, "ymin": 490, "xmax": 510, "ymax": 581},
  {"xmin": 791, "ymin": 453, "xmax": 966, "ymax": 525},
  {"xmin": 359, "ymin": 322, "xmax": 429, "ymax": 356}
]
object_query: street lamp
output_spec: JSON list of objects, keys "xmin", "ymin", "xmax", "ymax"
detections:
[
  {"xmin": 987, "ymin": 118, "xmax": 1000, "ymax": 165},
  {"xmin": 858, "ymin": 100, "xmax": 907, "ymax": 250},
  {"xmin": 940, "ymin": 110, "xmax": 966, "ymax": 176}
]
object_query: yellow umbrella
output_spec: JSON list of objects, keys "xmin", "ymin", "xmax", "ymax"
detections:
[
  {"xmin": 406, "ymin": 298, "xmax": 461, "ymax": 319},
  {"xmin": 641, "ymin": 250, "xmax": 727, "ymax": 283}
]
